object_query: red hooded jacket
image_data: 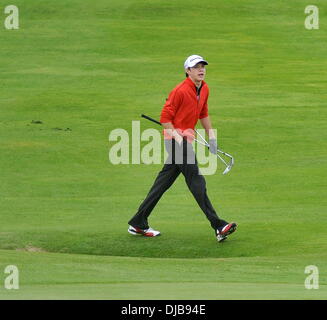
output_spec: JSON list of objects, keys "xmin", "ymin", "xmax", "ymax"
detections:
[{"xmin": 160, "ymin": 77, "xmax": 209, "ymax": 139}]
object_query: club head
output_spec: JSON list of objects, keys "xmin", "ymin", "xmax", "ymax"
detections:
[
  {"xmin": 222, "ymin": 165, "xmax": 232, "ymax": 175},
  {"xmin": 222, "ymin": 156, "xmax": 234, "ymax": 175},
  {"xmin": 193, "ymin": 133, "xmax": 235, "ymax": 175}
]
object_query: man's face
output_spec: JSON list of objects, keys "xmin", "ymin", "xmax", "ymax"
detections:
[{"xmin": 186, "ymin": 62, "xmax": 206, "ymax": 83}]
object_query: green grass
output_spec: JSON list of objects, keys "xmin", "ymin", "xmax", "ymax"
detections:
[
  {"xmin": 0, "ymin": 249, "xmax": 326, "ymax": 300},
  {"xmin": 0, "ymin": 0, "xmax": 327, "ymax": 299}
]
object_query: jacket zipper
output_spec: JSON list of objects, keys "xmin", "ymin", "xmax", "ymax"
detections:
[{"xmin": 196, "ymin": 86, "xmax": 201, "ymax": 120}]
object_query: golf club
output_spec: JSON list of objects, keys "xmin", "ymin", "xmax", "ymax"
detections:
[{"xmin": 141, "ymin": 114, "xmax": 234, "ymax": 174}]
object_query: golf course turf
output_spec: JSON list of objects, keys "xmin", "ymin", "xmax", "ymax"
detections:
[{"xmin": 0, "ymin": 0, "xmax": 326, "ymax": 299}]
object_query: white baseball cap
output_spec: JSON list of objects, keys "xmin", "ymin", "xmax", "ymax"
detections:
[{"xmin": 184, "ymin": 55, "xmax": 208, "ymax": 69}]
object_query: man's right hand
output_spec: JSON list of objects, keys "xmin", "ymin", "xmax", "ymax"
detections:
[
  {"xmin": 175, "ymin": 135, "xmax": 183, "ymax": 145},
  {"xmin": 161, "ymin": 123, "xmax": 184, "ymax": 146}
]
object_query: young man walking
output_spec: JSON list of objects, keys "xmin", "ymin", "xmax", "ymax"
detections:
[{"xmin": 128, "ymin": 55, "xmax": 237, "ymax": 242}]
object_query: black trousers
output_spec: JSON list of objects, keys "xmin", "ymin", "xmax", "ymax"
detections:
[{"xmin": 128, "ymin": 139, "xmax": 227, "ymax": 231}]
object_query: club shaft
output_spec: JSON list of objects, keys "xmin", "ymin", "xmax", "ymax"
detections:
[{"xmin": 141, "ymin": 114, "xmax": 162, "ymax": 126}]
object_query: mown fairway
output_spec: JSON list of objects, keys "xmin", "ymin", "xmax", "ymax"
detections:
[{"xmin": 0, "ymin": 0, "xmax": 326, "ymax": 299}]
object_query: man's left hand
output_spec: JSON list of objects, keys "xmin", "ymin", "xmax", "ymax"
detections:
[{"xmin": 209, "ymin": 139, "xmax": 218, "ymax": 154}]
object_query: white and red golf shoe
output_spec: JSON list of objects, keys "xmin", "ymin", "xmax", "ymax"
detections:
[
  {"xmin": 216, "ymin": 222, "xmax": 237, "ymax": 242},
  {"xmin": 128, "ymin": 225, "xmax": 161, "ymax": 237}
]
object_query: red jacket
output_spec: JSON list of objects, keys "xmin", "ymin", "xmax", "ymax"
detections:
[{"xmin": 160, "ymin": 77, "xmax": 209, "ymax": 139}]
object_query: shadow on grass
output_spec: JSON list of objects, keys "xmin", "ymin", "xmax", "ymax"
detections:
[{"xmin": 0, "ymin": 224, "xmax": 314, "ymax": 259}]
